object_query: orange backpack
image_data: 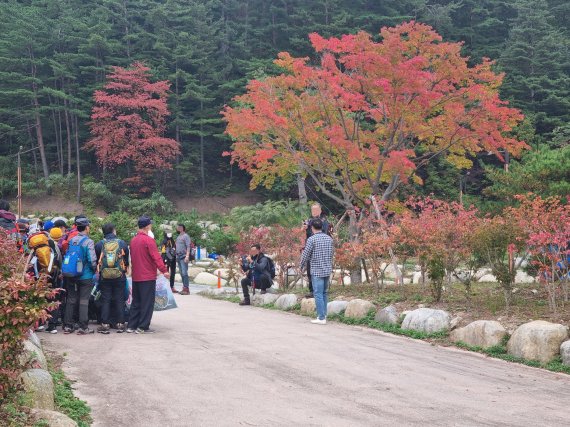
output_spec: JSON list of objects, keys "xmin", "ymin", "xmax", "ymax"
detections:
[{"xmin": 27, "ymin": 232, "xmax": 56, "ymax": 275}]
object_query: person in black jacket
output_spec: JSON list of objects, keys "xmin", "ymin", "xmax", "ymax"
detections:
[
  {"xmin": 304, "ymin": 203, "xmax": 330, "ymax": 298},
  {"xmin": 160, "ymin": 232, "xmax": 177, "ymax": 293},
  {"xmin": 239, "ymin": 243, "xmax": 272, "ymax": 306},
  {"xmin": 94, "ymin": 223, "xmax": 130, "ymax": 334}
]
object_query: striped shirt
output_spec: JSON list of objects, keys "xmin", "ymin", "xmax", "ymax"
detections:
[{"xmin": 300, "ymin": 232, "xmax": 334, "ymax": 278}]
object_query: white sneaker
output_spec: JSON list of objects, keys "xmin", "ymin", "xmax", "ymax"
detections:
[{"xmin": 311, "ymin": 318, "xmax": 327, "ymax": 325}]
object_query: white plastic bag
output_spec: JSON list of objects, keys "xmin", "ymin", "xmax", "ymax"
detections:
[{"xmin": 154, "ymin": 275, "xmax": 178, "ymax": 311}]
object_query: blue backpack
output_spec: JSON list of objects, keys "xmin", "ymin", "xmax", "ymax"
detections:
[{"xmin": 62, "ymin": 236, "xmax": 88, "ymax": 278}]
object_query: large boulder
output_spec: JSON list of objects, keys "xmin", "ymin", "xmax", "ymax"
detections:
[
  {"xmin": 194, "ymin": 272, "xmax": 227, "ymax": 287},
  {"xmin": 253, "ymin": 293, "xmax": 279, "ymax": 306},
  {"xmin": 401, "ymin": 308, "xmax": 451, "ymax": 333},
  {"xmin": 514, "ymin": 270, "xmax": 535, "ymax": 284},
  {"xmin": 20, "ymin": 340, "xmax": 48, "ymax": 370},
  {"xmin": 450, "ymin": 320, "xmax": 507, "ymax": 348},
  {"xmin": 27, "ymin": 330, "xmax": 42, "ymax": 350},
  {"xmin": 19, "ymin": 369, "xmax": 55, "ymax": 410},
  {"xmin": 274, "ymin": 294, "xmax": 298, "ymax": 310},
  {"xmin": 30, "ymin": 409, "xmax": 78, "ymax": 427},
  {"xmin": 478, "ymin": 274, "xmax": 497, "ymax": 283},
  {"xmin": 187, "ymin": 267, "xmax": 206, "ymax": 280},
  {"xmin": 300, "ymin": 298, "xmax": 316, "ymax": 315},
  {"xmin": 561, "ymin": 341, "xmax": 570, "ymax": 366},
  {"xmin": 344, "ymin": 299, "xmax": 375, "ymax": 320},
  {"xmin": 327, "ymin": 300, "xmax": 348, "ymax": 315},
  {"xmin": 195, "ymin": 260, "xmax": 214, "ymax": 268},
  {"xmin": 507, "ymin": 320, "xmax": 569, "ymax": 363},
  {"xmin": 374, "ymin": 305, "xmax": 400, "ymax": 325}
]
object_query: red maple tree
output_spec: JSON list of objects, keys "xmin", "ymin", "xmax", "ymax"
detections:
[
  {"xmin": 86, "ymin": 62, "xmax": 180, "ymax": 192},
  {"xmin": 223, "ymin": 21, "xmax": 527, "ymax": 237}
]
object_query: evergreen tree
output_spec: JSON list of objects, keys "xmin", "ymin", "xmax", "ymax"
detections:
[{"xmin": 499, "ymin": 0, "xmax": 570, "ymax": 136}]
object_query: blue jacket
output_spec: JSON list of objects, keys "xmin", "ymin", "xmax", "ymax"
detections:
[{"xmin": 68, "ymin": 232, "xmax": 97, "ymax": 281}]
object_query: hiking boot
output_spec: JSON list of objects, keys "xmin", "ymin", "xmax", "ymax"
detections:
[
  {"xmin": 115, "ymin": 323, "xmax": 126, "ymax": 333},
  {"xmin": 179, "ymin": 288, "xmax": 190, "ymax": 295},
  {"xmin": 97, "ymin": 324, "xmax": 110, "ymax": 335},
  {"xmin": 239, "ymin": 300, "xmax": 250, "ymax": 306},
  {"xmin": 171, "ymin": 287, "xmax": 179, "ymax": 294},
  {"xmin": 126, "ymin": 328, "xmax": 136, "ymax": 334},
  {"xmin": 304, "ymin": 293, "xmax": 314, "ymax": 299},
  {"xmin": 135, "ymin": 328, "xmax": 155, "ymax": 334},
  {"xmin": 45, "ymin": 325, "xmax": 58, "ymax": 334},
  {"xmin": 63, "ymin": 326, "xmax": 74, "ymax": 334},
  {"xmin": 76, "ymin": 328, "xmax": 95, "ymax": 335}
]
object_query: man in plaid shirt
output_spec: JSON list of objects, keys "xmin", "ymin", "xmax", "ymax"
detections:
[{"xmin": 300, "ymin": 218, "xmax": 334, "ymax": 325}]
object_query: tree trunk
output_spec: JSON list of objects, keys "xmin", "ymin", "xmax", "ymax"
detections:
[
  {"xmin": 62, "ymin": 79, "xmax": 72, "ymax": 176},
  {"xmin": 200, "ymin": 99, "xmax": 205, "ymax": 192},
  {"xmin": 73, "ymin": 114, "xmax": 81, "ymax": 203},
  {"xmin": 29, "ymin": 46, "xmax": 49, "ymax": 180},
  {"xmin": 348, "ymin": 210, "xmax": 362, "ymax": 284},
  {"xmin": 296, "ymin": 173, "xmax": 308, "ymax": 205}
]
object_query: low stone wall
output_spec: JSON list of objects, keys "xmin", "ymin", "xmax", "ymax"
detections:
[{"xmin": 19, "ymin": 331, "xmax": 78, "ymax": 427}]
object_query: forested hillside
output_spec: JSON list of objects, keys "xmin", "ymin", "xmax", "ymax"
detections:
[{"xmin": 0, "ymin": 0, "xmax": 568, "ymax": 209}]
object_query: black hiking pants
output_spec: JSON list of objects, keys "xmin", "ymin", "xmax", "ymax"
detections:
[
  {"xmin": 100, "ymin": 279, "xmax": 125, "ymax": 326},
  {"xmin": 64, "ymin": 279, "xmax": 93, "ymax": 330},
  {"xmin": 241, "ymin": 275, "xmax": 271, "ymax": 302},
  {"xmin": 128, "ymin": 280, "xmax": 156, "ymax": 331}
]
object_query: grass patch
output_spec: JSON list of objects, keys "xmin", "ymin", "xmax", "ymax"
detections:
[
  {"xmin": 0, "ymin": 393, "xmax": 30, "ymax": 427},
  {"xmin": 327, "ymin": 311, "xmax": 448, "ymax": 340},
  {"xmin": 455, "ymin": 340, "xmax": 570, "ymax": 375},
  {"xmin": 49, "ymin": 367, "xmax": 92, "ymax": 427}
]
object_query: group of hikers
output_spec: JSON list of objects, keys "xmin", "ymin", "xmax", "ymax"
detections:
[
  {"xmin": 0, "ymin": 198, "xmax": 335, "ymax": 331},
  {"xmin": 0, "ymin": 199, "xmax": 195, "ymax": 334}
]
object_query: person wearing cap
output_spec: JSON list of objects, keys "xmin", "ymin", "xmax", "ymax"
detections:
[
  {"xmin": 43, "ymin": 220, "xmax": 55, "ymax": 233},
  {"xmin": 127, "ymin": 216, "xmax": 169, "ymax": 334},
  {"xmin": 60, "ymin": 215, "xmax": 86, "ymax": 254},
  {"xmin": 160, "ymin": 232, "xmax": 178, "ymax": 293},
  {"xmin": 63, "ymin": 217, "xmax": 97, "ymax": 335}
]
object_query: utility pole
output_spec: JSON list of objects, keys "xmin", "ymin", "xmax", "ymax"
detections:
[{"xmin": 17, "ymin": 146, "xmax": 22, "ymax": 218}]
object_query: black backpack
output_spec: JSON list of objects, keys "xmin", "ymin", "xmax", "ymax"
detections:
[{"xmin": 265, "ymin": 256, "xmax": 276, "ymax": 279}]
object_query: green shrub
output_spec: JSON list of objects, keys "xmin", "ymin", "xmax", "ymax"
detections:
[
  {"xmin": 81, "ymin": 179, "xmax": 116, "ymax": 212},
  {"xmin": 118, "ymin": 192, "xmax": 174, "ymax": 217},
  {"xmin": 39, "ymin": 173, "xmax": 75, "ymax": 197},
  {"xmin": 229, "ymin": 200, "xmax": 305, "ymax": 232},
  {"xmin": 0, "ymin": 233, "xmax": 57, "ymax": 399},
  {"xmin": 205, "ymin": 228, "xmax": 239, "ymax": 256}
]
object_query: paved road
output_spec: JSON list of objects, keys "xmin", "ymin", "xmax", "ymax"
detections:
[{"xmin": 43, "ymin": 292, "xmax": 570, "ymax": 427}]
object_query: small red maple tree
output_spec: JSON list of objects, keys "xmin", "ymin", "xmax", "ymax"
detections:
[{"xmin": 86, "ymin": 62, "xmax": 180, "ymax": 192}]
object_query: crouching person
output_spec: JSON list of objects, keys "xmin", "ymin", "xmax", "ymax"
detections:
[{"xmin": 239, "ymin": 243, "xmax": 272, "ymax": 306}]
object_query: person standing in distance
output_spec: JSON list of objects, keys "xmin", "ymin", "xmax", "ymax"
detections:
[
  {"xmin": 127, "ymin": 216, "xmax": 169, "ymax": 334},
  {"xmin": 175, "ymin": 224, "xmax": 192, "ymax": 295},
  {"xmin": 300, "ymin": 219, "xmax": 334, "ymax": 325},
  {"xmin": 303, "ymin": 203, "xmax": 330, "ymax": 298}
]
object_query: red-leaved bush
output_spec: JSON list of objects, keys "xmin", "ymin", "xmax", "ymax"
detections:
[{"xmin": 0, "ymin": 232, "xmax": 57, "ymax": 399}]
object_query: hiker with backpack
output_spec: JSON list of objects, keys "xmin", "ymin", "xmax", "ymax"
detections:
[
  {"xmin": 62, "ymin": 217, "xmax": 97, "ymax": 335},
  {"xmin": 239, "ymin": 243, "xmax": 274, "ymax": 306},
  {"xmin": 127, "ymin": 216, "xmax": 169, "ymax": 334},
  {"xmin": 160, "ymin": 232, "xmax": 178, "ymax": 293},
  {"xmin": 95, "ymin": 223, "xmax": 130, "ymax": 334},
  {"xmin": 26, "ymin": 221, "xmax": 62, "ymax": 333}
]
